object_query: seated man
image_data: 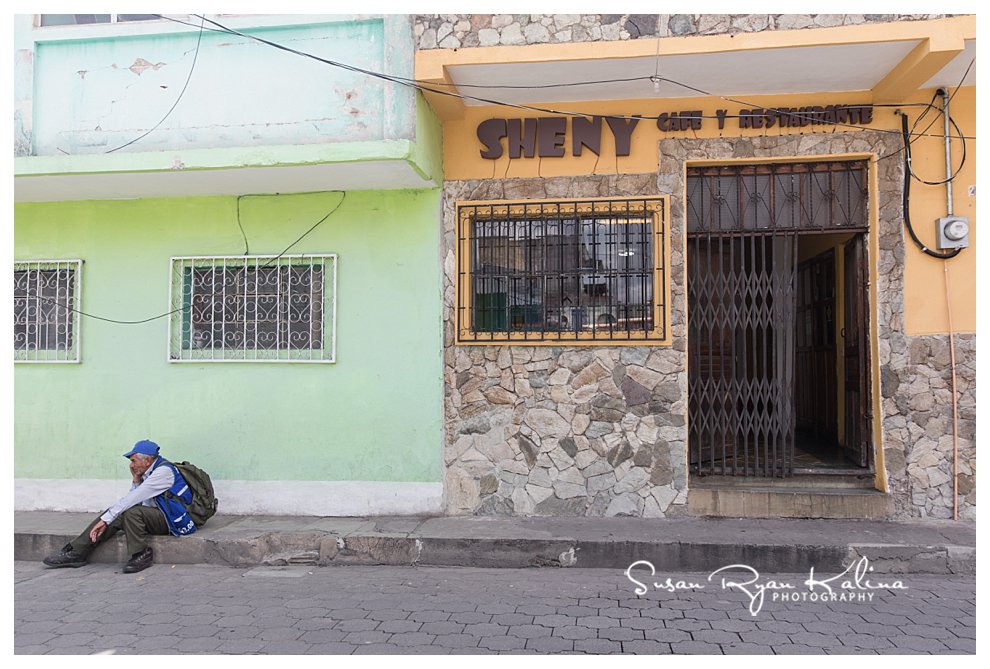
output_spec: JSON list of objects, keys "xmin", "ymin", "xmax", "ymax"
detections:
[{"xmin": 42, "ymin": 439, "xmax": 198, "ymax": 574}]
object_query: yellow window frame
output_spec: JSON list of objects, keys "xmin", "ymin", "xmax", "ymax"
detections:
[{"xmin": 455, "ymin": 195, "xmax": 671, "ymax": 346}]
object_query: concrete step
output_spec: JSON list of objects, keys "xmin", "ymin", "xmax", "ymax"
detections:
[
  {"xmin": 688, "ymin": 486, "xmax": 893, "ymax": 520},
  {"xmin": 692, "ymin": 473, "xmax": 877, "ymax": 490},
  {"xmin": 16, "ymin": 511, "xmax": 974, "ymax": 575}
]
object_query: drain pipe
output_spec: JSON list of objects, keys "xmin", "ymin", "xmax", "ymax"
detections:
[{"xmin": 938, "ymin": 88, "xmax": 961, "ymax": 521}]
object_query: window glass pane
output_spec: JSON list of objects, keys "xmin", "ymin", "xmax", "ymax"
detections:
[{"xmin": 40, "ymin": 15, "xmax": 111, "ymax": 26}]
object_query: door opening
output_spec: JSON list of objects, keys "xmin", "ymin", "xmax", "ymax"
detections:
[{"xmin": 686, "ymin": 161, "xmax": 872, "ymax": 478}]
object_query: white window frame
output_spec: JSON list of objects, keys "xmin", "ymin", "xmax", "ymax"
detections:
[
  {"xmin": 14, "ymin": 259, "xmax": 83, "ymax": 364},
  {"xmin": 168, "ymin": 254, "xmax": 337, "ymax": 364},
  {"xmin": 38, "ymin": 14, "xmax": 164, "ymax": 27}
]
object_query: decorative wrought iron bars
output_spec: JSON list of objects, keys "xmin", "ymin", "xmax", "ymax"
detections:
[
  {"xmin": 457, "ymin": 197, "xmax": 668, "ymax": 344},
  {"xmin": 14, "ymin": 260, "xmax": 82, "ymax": 363},
  {"xmin": 169, "ymin": 255, "xmax": 336, "ymax": 362},
  {"xmin": 686, "ymin": 161, "xmax": 868, "ymax": 477}
]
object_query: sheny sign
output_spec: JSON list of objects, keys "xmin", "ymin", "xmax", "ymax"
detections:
[{"xmin": 476, "ymin": 104, "xmax": 874, "ymax": 160}]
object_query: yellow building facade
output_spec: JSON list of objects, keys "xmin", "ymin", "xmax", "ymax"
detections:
[{"xmin": 416, "ymin": 15, "xmax": 975, "ymax": 520}]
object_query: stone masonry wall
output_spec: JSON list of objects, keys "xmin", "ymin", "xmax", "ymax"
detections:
[
  {"xmin": 414, "ymin": 14, "xmax": 954, "ymax": 49},
  {"xmin": 883, "ymin": 334, "xmax": 976, "ymax": 519},
  {"xmin": 443, "ymin": 132, "xmax": 975, "ymax": 520},
  {"xmin": 442, "ymin": 174, "xmax": 689, "ymax": 518}
]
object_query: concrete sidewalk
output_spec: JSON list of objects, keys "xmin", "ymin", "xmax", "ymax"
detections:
[{"xmin": 15, "ymin": 511, "xmax": 975, "ymax": 574}]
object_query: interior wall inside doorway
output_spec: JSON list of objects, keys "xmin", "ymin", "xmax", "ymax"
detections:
[{"xmin": 797, "ymin": 232, "xmax": 855, "ymax": 448}]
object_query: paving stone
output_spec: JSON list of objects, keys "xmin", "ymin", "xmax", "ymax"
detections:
[
  {"xmin": 335, "ymin": 619, "xmax": 380, "ymax": 633},
  {"xmin": 353, "ymin": 643, "xmax": 450, "ymax": 654},
  {"xmin": 491, "ymin": 613, "xmax": 533, "ymax": 626},
  {"xmin": 526, "ymin": 636, "xmax": 574, "ymax": 652},
  {"xmin": 576, "ymin": 615, "xmax": 620, "ymax": 629},
  {"xmin": 553, "ymin": 625, "xmax": 597, "ymax": 640},
  {"xmin": 479, "ymin": 635, "xmax": 527, "ymax": 651},
  {"xmin": 389, "ymin": 632, "xmax": 437, "ymax": 646},
  {"xmin": 637, "ymin": 607, "xmax": 684, "ymax": 620},
  {"xmin": 597, "ymin": 626, "xmax": 644, "ymax": 641},
  {"xmin": 299, "ymin": 629, "xmax": 348, "ymax": 644},
  {"xmin": 665, "ymin": 618, "xmax": 712, "ymax": 631},
  {"xmin": 941, "ymin": 637, "xmax": 976, "ymax": 653},
  {"xmin": 176, "ymin": 636, "xmax": 224, "ymax": 652},
  {"xmin": 741, "ymin": 631, "xmax": 791, "ymax": 645},
  {"xmin": 773, "ymin": 644, "xmax": 828, "ymax": 654},
  {"xmin": 670, "ymin": 640, "xmax": 724, "ymax": 654},
  {"xmin": 367, "ymin": 609, "xmax": 410, "ymax": 621},
  {"xmin": 453, "ymin": 611, "xmax": 493, "ymax": 624},
  {"xmin": 377, "ymin": 619, "xmax": 424, "ymax": 634},
  {"xmin": 622, "ymin": 640, "xmax": 673, "ymax": 654},
  {"xmin": 710, "ymin": 619, "xmax": 759, "ymax": 632},
  {"xmin": 860, "ymin": 612, "xmax": 914, "ymax": 625},
  {"xmin": 682, "ymin": 608, "xmax": 729, "ymax": 620},
  {"xmin": 462, "ymin": 622, "xmax": 507, "ymax": 637},
  {"xmin": 574, "ymin": 639, "xmax": 623, "ymax": 653},
  {"xmin": 217, "ymin": 626, "xmax": 263, "ymax": 640},
  {"xmin": 722, "ymin": 642, "xmax": 772, "ymax": 654},
  {"xmin": 215, "ymin": 639, "xmax": 267, "ymax": 653},
  {"xmin": 12, "ymin": 645, "xmax": 50, "ymax": 654},
  {"xmin": 897, "ymin": 624, "xmax": 956, "ymax": 639},
  {"xmin": 692, "ymin": 629, "xmax": 741, "ymax": 644},
  {"xmin": 598, "ymin": 607, "xmax": 640, "ymax": 619},
  {"xmin": 514, "ymin": 603, "xmax": 558, "ymax": 616},
  {"xmin": 787, "ymin": 632, "xmax": 843, "ymax": 648},
  {"xmin": 620, "ymin": 617, "xmax": 666, "ymax": 630},
  {"xmin": 533, "ymin": 614, "xmax": 576, "ymax": 628},
  {"xmin": 433, "ymin": 634, "xmax": 482, "ymax": 649},
  {"xmin": 837, "ymin": 633, "xmax": 894, "ymax": 650},
  {"xmin": 343, "ymin": 630, "xmax": 392, "ymax": 645},
  {"xmin": 643, "ymin": 628, "xmax": 692, "ymax": 642},
  {"xmin": 305, "ymin": 642, "xmax": 357, "ymax": 654},
  {"xmin": 408, "ymin": 610, "xmax": 450, "ymax": 623},
  {"xmin": 755, "ymin": 621, "xmax": 805, "ymax": 633},
  {"xmin": 506, "ymin": 624, "xmax": 552, "ymax": 639},
  {"xmin": 890, "ymin": 636, "xmax": 949, "ymax": 652}
]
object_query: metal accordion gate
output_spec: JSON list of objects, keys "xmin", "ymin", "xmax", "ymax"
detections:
[{"xmin": 686, "ymin": 161, "xmax": 869, "ymax": 477}]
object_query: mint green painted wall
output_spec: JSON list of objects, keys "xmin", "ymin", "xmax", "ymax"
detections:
[
  {"xmin": 15, "ymin": 189, "xmax": 442, "ymax": 483},
  {"xmin": 28, "ymin": 16, "xmax": 416, "ymax": 156}
]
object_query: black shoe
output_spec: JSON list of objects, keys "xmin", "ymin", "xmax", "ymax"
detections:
[
  {"xmin": 43, "ymin": 543, "xmax": 88, "ymax": 568},
  {"xmin": 122, "ymin": 547, "xmax": 154, "ymax": 574}
]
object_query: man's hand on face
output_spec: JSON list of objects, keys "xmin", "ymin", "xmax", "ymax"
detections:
[
  {"xmin": 129, "ymin": 455, "xmax": 153, "ymax": 484},
  {"xmin": 90, "ymin": 520, "xmax": 108, "ymax": 542}
]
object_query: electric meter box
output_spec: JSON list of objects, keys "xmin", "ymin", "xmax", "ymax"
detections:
[{"xmin": 936, "ymin": 216, "xmax": 970, "ymax": 250}]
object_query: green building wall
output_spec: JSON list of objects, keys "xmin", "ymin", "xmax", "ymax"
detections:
[{"xmin": 15, "ymin": 188, "xmax": 443, "ymax": 511}]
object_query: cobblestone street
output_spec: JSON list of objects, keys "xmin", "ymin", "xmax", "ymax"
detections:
[{"xmin": 15, "ymin": 562, "xmax": 975, "ymax": 655}]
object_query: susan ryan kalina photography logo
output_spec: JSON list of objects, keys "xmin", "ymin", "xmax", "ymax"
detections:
[{"xmin": 625, "ymin": 556, "xmax": 907, "ymax": 616}]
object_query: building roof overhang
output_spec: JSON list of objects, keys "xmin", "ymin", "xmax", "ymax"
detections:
[{"xmin": 415, "ymin": 16, "xmax": 976, "ymax": 121}]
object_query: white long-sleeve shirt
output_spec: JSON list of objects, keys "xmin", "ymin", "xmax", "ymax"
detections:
[{"xmin": 100, "ymin": 460, "xmax": 174, "ymax": 524}]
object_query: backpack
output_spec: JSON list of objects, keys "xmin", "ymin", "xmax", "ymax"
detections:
[{"xmin": 169, "ymin": 461, "xmax": 219, "ymax": 527}]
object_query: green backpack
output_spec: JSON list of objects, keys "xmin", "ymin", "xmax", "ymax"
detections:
[{"xmin": 171, "ymin": 461, "xmax": 219, "ymax": 527}]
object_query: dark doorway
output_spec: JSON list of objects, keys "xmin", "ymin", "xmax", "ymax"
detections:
[{"xmin": 686, "ymin": 161, "xmax": 872, "ymax": 477}]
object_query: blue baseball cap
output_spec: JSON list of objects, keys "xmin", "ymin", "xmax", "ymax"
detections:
[{"xmin": 123, "ymin": 439, "xmax": 160, "ymax": 459}]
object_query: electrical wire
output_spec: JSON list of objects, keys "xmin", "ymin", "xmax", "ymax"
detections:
[
  {"xmin": 105, "ymin": 16, "xmax": 205, "ymax": 154},
  {"xmin": 19, "ymin": 192, "xmax": 346, "ymax": 325},
  {"xmin": 876, "ymin": 58, "xmax": 975, "ymax": 165},
  {"xmin": 158, "ymin": 14, "xmax": 974, "ymax": 142},
  {"xmin": 898, "ymin": 112, "xmax": 961, "ymax": 260}
]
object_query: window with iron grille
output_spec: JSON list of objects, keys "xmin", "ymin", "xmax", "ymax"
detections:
[
  {"xmin": 169, "ymin": 255, "xmax": 336, "ymax": 362},
  {"xmin": 456, "ymin": 197, "xmax": 668, "ymax": 344},
  {"xmin": 14, "ymin": 260, "xmax": 82, "ymax": 363}
]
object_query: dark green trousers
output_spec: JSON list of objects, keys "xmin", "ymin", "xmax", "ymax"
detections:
[{"xmin": 70, "ymin": 505, "xmax": 170, "ymax": 557}]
